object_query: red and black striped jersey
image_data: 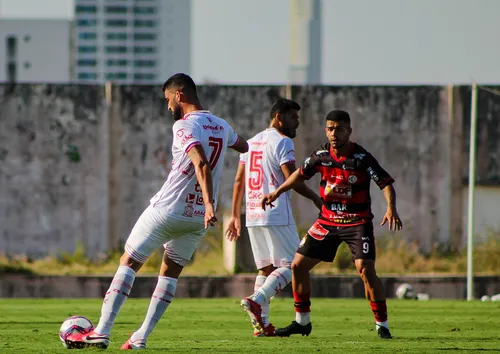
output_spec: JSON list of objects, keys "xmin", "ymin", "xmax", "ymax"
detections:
[{"xmin": 300, "ymin": 142, "xmax": 394, "ymax": 227}]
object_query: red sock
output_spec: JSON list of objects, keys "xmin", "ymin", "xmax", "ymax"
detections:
[
  {"xmin": 293, "ymin": 292, "xmax": 311, "ymax": 313},
  {"xmin": 370, "ymin": 300, "xmax": 387, "ymax": 322}
]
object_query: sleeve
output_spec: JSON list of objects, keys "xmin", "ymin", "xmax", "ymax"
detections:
[
  {"xmin": 172, "ymin": 119, "xmax": 201, "ymax": 153},
  {"xmin": 226, "ymin": 123, "xmax": 239, "ymax": 148},
  {"xmin": 276, "ymin": 138, "xmax": 296, "ymax": 166},
  {"xmin": 363, "ymin": 152, "xmax": 395, "ymax": 189},
  {"xmin": 299, "ymin": 151, "xmax": 321, "ymax": 180},
  {"xmin": 239, "ymin": 152, "xmax": 248, "ymax": 165}
]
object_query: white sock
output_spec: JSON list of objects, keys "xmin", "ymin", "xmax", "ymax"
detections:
[
  {"xmin": 95, "ymin": 266, "xmax": 136, "ymax": 335},
  {"xmin": 250, "ymin": 268, "xmax": 292, "ymax": 306},
  {"xmin": 253, "ymin": 275, "xmax": 270, "ymax": 326},
  {"xmin": 376, "ymin": 321, "xmax": 389, "ymax": 330},
  {"xmin": 131, "ymin": 276, "xmax": 177, "ymax": 342},
  {"xmin": 295, "ymin": 312, "xmax": 310, "ymax": 326}
]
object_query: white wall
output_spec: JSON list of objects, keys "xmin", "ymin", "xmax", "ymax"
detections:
[
  {"xmin": 462, "ymin": 186, "xmax": 500, "ymax": 241},
  {"xmin": 0, "ymin": 19, "xmax": 71, "ymax": 82}
]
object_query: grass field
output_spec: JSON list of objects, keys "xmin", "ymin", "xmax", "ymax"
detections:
[{"xmin": 0, "ymin": 299, "xmax": 499, "ymax": 353}]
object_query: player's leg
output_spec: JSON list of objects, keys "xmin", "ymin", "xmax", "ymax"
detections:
[
  {"xmin": 73, "ymin": 206, "xmax": 170, "ymax": 349},
  {"xmin": 345, "ymin": 222, "xmax": 392, "ymax": 339},
  {"xmin": 276, "ymin": 222, "xmax": 340, "ymax": 337},
  {"xmin": 241, "ymin": 227, "xmax": 275, "ymax": 335},
  {"xmin": 245, "ymin": 225, "xmax": 298, "ymax": 335},
  {"xmin": 123, "ymin": 222, "xmax": 205, "ymax": 349}
]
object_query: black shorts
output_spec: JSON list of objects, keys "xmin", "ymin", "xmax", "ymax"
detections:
[{"xmin": 297, "ymin": 220, "xmax": 375, "ymax": 262}]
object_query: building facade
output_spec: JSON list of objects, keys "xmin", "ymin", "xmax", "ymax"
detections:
[
  {"xmin": 74, "ymin": 0, "xmax": 191, "ymax": 84},
  {"xmin": 0, "ymin": 19, "xmax": 71, "ymax": 83}
]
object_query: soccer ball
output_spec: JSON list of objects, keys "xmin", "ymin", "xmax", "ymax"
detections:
[
  {"xmin": 395, "ymin": 283, "xmax": 416, "ymax": 300},
  {"xmin": 59, "ymin": 316, "xmax": 94, "ymax": 348}
]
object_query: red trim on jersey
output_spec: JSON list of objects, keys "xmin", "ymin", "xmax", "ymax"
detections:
[
  {"xmin": 229, "ymin": 136, "xmax": 240, "ymax": 148},
  {"xmin": 185, "ymin": 141, "xmax": 201, "ymax": 153}
]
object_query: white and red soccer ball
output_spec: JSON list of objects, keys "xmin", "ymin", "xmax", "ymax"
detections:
[{"xmin": 59, "ymin": 316, "xmax": 94, "ymax": 348}]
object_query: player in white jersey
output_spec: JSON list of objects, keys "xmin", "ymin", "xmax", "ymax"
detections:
[
  {"xmin": 69, "ymin": 73, "xmax": 248, "ymax": 350},
  {"xmin": 225, "ymin": 98, "xmax": 322, "ymax": 336}
]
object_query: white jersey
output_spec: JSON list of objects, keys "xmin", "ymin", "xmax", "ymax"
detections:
[
  {"xmin": 240, "ymin": 128, "xmax": 296, "ymax": 227},
  {"xmin": 150, "ymin": 111, "xmax": 239, "ymax": 223}
]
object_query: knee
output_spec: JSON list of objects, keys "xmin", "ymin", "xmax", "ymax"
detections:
[
  {"xmin": 120, "ymin": 253, "xmax": 143, "ymax": 272},
  {"xmin": 291, "ymin": 261, "xmax": 304, "ymax": 275},
  {"xmin": 357, "ymin": 264, "xmax": 376, "ymax": 283}
]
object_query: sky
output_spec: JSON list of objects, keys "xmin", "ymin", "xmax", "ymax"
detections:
[{"xmin": 1, "ymin": 0, "xmax": 500, "ymax": 84}]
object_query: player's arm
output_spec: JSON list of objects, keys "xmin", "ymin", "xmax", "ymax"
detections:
[
  {"xmin": 230, "ymin": 135, "xmax": 249, "ymax": 153},
  {"xmin": 280, "ymin": 162, "xmax": 322, "ymax": 210},
  {"xmin": 380, "ymin": 184, "xmax": 403, "ymax": 231},
  {"xmin": 187, "ymin": 145, "xmax": 217, "ymax": 229},
  {"xmin": 261, "ymin": 169, "xmax": 306, "ymax": 210},
  {"xmin": 225, "ymin": 163, "xmax": 245, "ymax": 240},
  {"xmin": 364, "ymin": 152, "xmax": 403, "ymax": 231}
]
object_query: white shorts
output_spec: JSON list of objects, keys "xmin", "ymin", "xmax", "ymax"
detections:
[
  {"xmin": 124, "ymin": 205, "xmax": 206, "ymax": 266},
  {"xmin": 247, "ymin": 225, "xmax": 300, "ymax": 269}
]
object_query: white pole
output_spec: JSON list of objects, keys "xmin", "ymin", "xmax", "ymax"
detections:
[{"xmin": 466, "ymin": 83, "xmax": 478, "ymax": 301}]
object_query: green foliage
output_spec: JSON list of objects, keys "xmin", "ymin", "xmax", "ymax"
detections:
[{"xmin": 2, "ymin": 230, "xmax": 500, "ymax": 275}]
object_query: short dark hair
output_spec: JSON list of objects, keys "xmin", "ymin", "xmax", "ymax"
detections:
[
  {"xmin": 326, "ymin": 110, "xmax": 351, "ymax": 124},
  {"xmin": 162, "ymin": 73, "xmax": 197, "ymax": 95},
  {"xmin": 270, "ymin": 98, "xmax": 301, "ymax": 120}
]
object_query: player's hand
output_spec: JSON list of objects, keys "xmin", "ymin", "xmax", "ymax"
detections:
[
  {"xmin": 261, "ymin": 192, "xmax": 279, "ymax": 210},
  {"xmin": 204, "ymin": 202, "xmax": 218, "ymax": 229},
  {"xmin": 225, "ymin": 216, "xmax": 241, "ymax": 241},
  {"xmin": 380, "ymin": 206, "xmax": 403, "ymax": 231}
]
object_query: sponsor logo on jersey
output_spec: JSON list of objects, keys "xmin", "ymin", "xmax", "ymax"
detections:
[
  {"xmin": 202, "ymin": 124, "xmax": 224, "ymax": 131},
  {"xmin": 183, "ymin": 204, "xmax": 194, "ymax": 217},
  {"xmin": 353, "ymin": 153, "xmax": 366, "ymax": 160},
  {"xmin": 330, "ymin": 203, "xmax": 347, "ymax": 211},
  {"xmin": 321, "ymin": 161, "xmax": 333, "ymax": 166},
  {"xmin": 367, "ymin": 167, "xmax": 379, "ymax": 181},
  {"xmin": 180, "ymin": 134, "xmax": 194, "ymax": 147},
  {"xmin": 348, "ymin": 175, "xmax": 358, "ymax": 184},
  {"xmin": 325, "ymin": 183, "xmax": 352, "ymax": 198},
  {"xmin": 194, "ymin": 209, "xmax": 205, "ymax": 217},
  {"xmin": 315, "ymin": 150, "xmax": 328, "ymax": 156},
  {"xmin": 185, "ymin": 193, "xmax": 196, "ymax": 204}
]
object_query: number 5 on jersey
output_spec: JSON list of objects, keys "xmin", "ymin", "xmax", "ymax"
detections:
[{"xmin": 249, "ymin": 151, "xmax": 263, "ymax": 190}]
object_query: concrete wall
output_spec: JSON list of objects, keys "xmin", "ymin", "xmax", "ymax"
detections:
[
  {"xmin": 1, "ymin": 84, "xmax": 499, "ymax": 257},
  {"xmin": 2, "ymin": 274, "xmax": 500, "ymax": 300}
]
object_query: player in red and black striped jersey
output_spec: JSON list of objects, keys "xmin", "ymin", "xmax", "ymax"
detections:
[{"xmin": 261, "ymin": 110, "xmax": 403, "ymax": 339}]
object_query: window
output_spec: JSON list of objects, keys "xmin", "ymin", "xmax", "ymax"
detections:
[
  {"xmin": 134, "ymin": 33, "xmax": 157, "ymax": 41},
  {"xmin": 134, "ymin": 60, "xmax": 156, "ymax": 68},
  {"xmin": 106, "ymin": 19, "xmax": 128, "ymax": 27},
  {"xmin": 6, "ymin": 36, "xmax": 17, "ymax": 58},
  {"xmin": 79, "ymin": 32, "xmax": 97, "ymax": 40},
  {"xmin": 7, "ymin": 63, "xmax": 17, "ymax": 82},
  {"xmin": 134, "ymin": 46, "xmax": 156, "ymax": 54},
  {"xmin": 78, "ymin": 59, "xmax": 97, "ymax": 67},
  {"xmin": 105, "ymin": 46, "xmax": 128, "ymax": 54},
  {"xmin": 134, "ymin": 20, "xmax": 156, "ymax": 28},
  {"xmin": 78, "ymin": 72, "xmax": 98, "ymax": 80},
  {"xmin": 106, "ymin": 72, "xmax": 128, "ymax": 80},
  {"xmin": 78, "ymin": 46, "xmax": 98, "ymax": 53},
  {"xmin": 106, "ymin": 33, "xmax": 128, "ymax": 40},
  {"xmin": 106, "ymin": 59, "xmax": 128, "ymax": 66},
  {"xmin": 134, "ymin": 73, "xmax": 155, "ymax": 81},
  {"xmin": 75, "ymin": 5, "xmax": 97, "ymax": 14},
  {"xmin": 106, "ymin": 6, "xmax": 128, "ymax": 14},
  {"xmin": 133, "ymin": 6, "xmax": 156, "ymax": 14},
  {"xmin": 77, "ymin": 19, "xmax": 97, "ymax": 26}
]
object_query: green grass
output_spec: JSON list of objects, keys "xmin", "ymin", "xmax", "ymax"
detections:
[{"xmin": 0, "ymin": 298, "xmax": 499, "ymax": 353}]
